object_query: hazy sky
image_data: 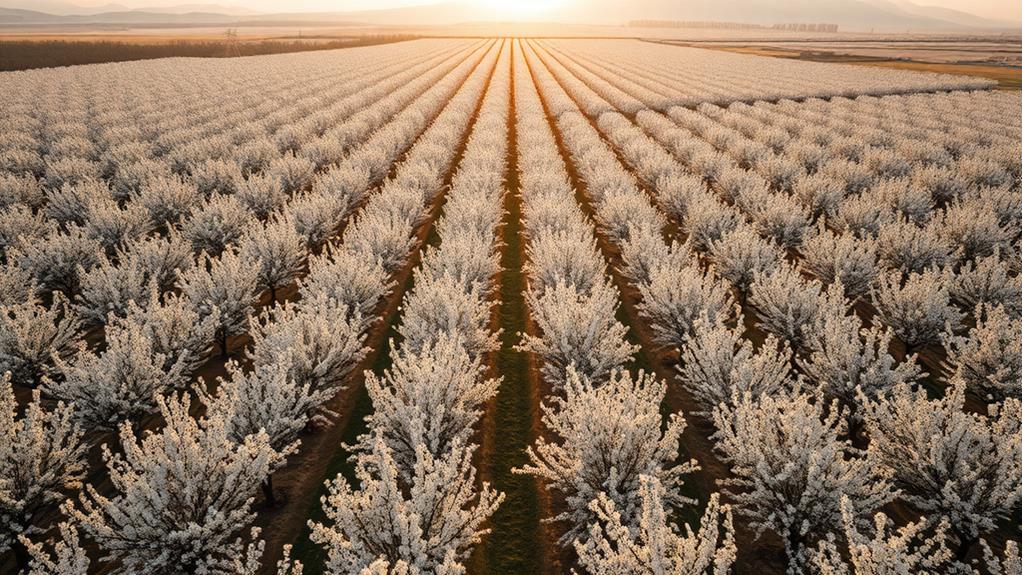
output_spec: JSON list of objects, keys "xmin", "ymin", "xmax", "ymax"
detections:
[
  {"xmin": 916, "ymin": 0, "xmax": 1022, "ymax": 20},
  {"xmin": 63, "ymin": 0, "xmax": 1022, "ymax": 22}
]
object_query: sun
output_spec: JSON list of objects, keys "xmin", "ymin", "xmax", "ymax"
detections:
[{"xmin": 481, "ymin": 0, "xmax": 562, "ymax": 19}]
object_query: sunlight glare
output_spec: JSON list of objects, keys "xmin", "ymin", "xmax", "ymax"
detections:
[{"xmin": 481, "ymin": 0, "xmax": 562, "ymax": 20}]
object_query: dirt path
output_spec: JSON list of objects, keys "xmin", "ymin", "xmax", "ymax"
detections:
[{"xmin": 473, "ymin": 39, "xmax": 556, "ymax": 575}]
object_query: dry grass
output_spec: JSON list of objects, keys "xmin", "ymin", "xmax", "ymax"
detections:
[{"xmin": 702, "ymin": 43, "xmax": 1022, "ymax": 90}]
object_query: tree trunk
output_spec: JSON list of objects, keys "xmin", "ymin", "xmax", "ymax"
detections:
[
  {"xmin": 848, "ymin": 417, "xmax": 862, "ymax": 442},
  {"xmin": 220, "ymin": 331, "xmax": 229, "ymax": 359},
  {"xmin": 131, "ymin": 418, "xmax": 147, "ymax": 443},
  {"xmin": 13, "ymin": 537, "xmax": 30, "ymax": 572},
  {"xmin": 956, "ymin": 535, "xmax": 977, "ymax": 562},
  {"xmin": 269, "ymin": 284, "xmax": 277, "ymax": 305},
  {"xmin": 262, "ymin": 476, "xmax": 277, "ymax": 507},
  {"xmin": 786, "ymin": 528, "xmax": 803, "ymax": 564}
]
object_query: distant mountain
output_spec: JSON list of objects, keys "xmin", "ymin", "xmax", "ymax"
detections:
[
  {"xmin": 244, "ymin": 0, "xmax": 1020, "ymax": 30},
  {"xmin": 862, "ymin": 0, "xmax": 1006, "ymax": 28},
  {"xmin": 0, "ymin": 0, "xmax": 1017, "ymax": 30},
  {"xmin": 0, "ymin": 6, "xmax": 239, "ymax": 24},
  {"xmin": 573, "ymin": 0, "xmax": 1017, "ymax": 29},
  {"xmin": 0, "ymin": 7, "xmax": 66, "ymax": 23},
  {"xmin": 132, "ymin": 3, "xmax": 258, "ymax": 15},
  {"xmin": 0, "ymin": 0, "xmax": 255, "ymax": 16}
]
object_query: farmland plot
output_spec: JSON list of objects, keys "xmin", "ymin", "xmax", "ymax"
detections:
[{"xmin": 1, "ymin": 35, "xmax": 1021, "ymax": 575}]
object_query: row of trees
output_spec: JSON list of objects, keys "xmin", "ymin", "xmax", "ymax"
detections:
[
  {"xmin": 515, "ymin": 41, "xmax": 739, "ymax": 573},
  {"xmin": 539, "ymin": 37, "xmax": 997, "ymax": 108},
  {"xmin": 304, "ymin": 40, "xmax": 508, "ymax": 573}
]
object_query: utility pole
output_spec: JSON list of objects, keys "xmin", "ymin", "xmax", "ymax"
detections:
[{"xmin": 224, "ymin": 27, "xmax": 240, "ymax": 57}]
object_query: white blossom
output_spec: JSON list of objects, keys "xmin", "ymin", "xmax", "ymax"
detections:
[
  {"xmin": 876, "ymin": 218, "xmax": 954, "ymax": 275},
  {"xmin": 637, "ymin": 261, "xmax": 737, "ymax": 349},
  {"xmin": 574, "ymin": 478, "xmax": 737, "ymax": 575},
  {"xmin": 342, "ymin": 209, "xmax": 418, "ymax": 275},
  {"xmin": 183, "ymin": 194, "xmax": 254, "ymax": 256},
  {"xmin": 300, "ymin": 244, "xmax": 391, "ymax": 320},
  {"xmin": 810, "ymin": 496, "xmax": 954, "ymax": 575},
  {"xmin": 0, "ymin": 263, "xmax": 36, "ymax": 307},
  {"xmin": 982, "ymin": 540, "xmax": 1022, "ymax": 575},
  {"xmin": 267, "ymin": 152, "xmax": 316, "ymax": 194},
  {"xmin": 248, "ymin": 297, "xmax": 367, "ymax": 401},
  {"xmin": 201, "ymin": 357, "xmax": 318, "ymax": 505},
  {"xmin": 871, "ymin": 178, "xmax": 934, "ymax": 224},
  {"xmin": 0, "ymin": 293, "xmax": 81, "ymax": 387},
  {"xmin": 418, "ymin": 230, "xmax": 500, "ymax": 293},
  {"xmin": 713, "ymin": 391, "xmax": 894, "ymax": 567},
  {"xmin": 114, "ymin": 290, "xmax": 218, "ymax": 378},
  {"xmin": 595, "ymin": 189, "xmax": 666, "ymax": 245},
  {"xmin": 118, "ymin": 231, "xmax": 194, "ymax": 294},
  {"xmin": 862, "ymin": 381, "xmax": 1022, "ymax": 558},
  {"xmin": 45, "ymin": 179, "xmax": 109, "ymax": 227},
  {"xmin": 682, "ymin": 196, "xmax": 742, "ymax": 251},
  {"xmin": 793, "ymin": 173, "xmax": 846, "ymax": 219},
  {"xmin": 0, "ymin": 375, "xmax": 86, "ymax": 559},
  {"xmin": 284, "ymin": 191, "xmax": 349, "ymax": 249},
  {"xmin": 871, "ymin": 268, "xmax": 964, "ymax": 349},
  {"xmin": 653, "ymin": 171, "xmax": 705, "ymax": 222},
  {"xmin": 518, "ymin": 280, "xmax": 637, "ymax": 389},
  {"xmin": 0, "ymin": 205, "xmax": 55, "ymax": 256},
  {"xmin": 398, "ymin": 271, "xmax": 498, "ymax": 359},
  {"xmin": 951, "ymin": 253, "xmax": 1022, "ymax": 315},
  {"xmin": 235, "ymin": 174, "xmax": 288, "ymax": 219},
  {"xmin": 678, "ymin": 313, "xmax": 793, "ymax": 416},
  {"xmin": 945, "ymin": 304, "xmax": 1022, "ymax": 401},
  {"xmin": 801, "ymin": 223, "xmax": 880, "ymax": 298},
  {"xmin": 359, "ymin": 337, "xmax": 499, "ymax": 474},
  {"xmin": 239, "ymin": 214, "xmax": 308, "ymax": 302},
  {"xmin": 832, "ymin": 194, "xmax": 893, "ymax": 239},
  {"xmin": 11, "ymin": 227, "xmax": 103, "ymax": 297},
  {"xmin": 178, "ymin": 249, "xmax": 261, "ymax": 357},
  {"xmin": 800, "ymin": 309, "xmax": 922, "ymax": 425},
  {"xmin": 18, "ymin": 519, "xmax": 90, "ymax": 575},
  {"xmin": 134, "ymin": 175, "xmax": 201, "ymax": 229},
  {"xmin": 84, "ymin": 200, "xmax": 152, "ymax": 255},
  {"xmin": 309, "ymin": 439, "xmax": 502, "ymax": 574},
  {"xmin": 707, "ymin": 224, "xmax": 785, "ymax": 294},
  {"xmin": 71, "ymin": 393, "xmax": 282, "ymax": 573},
  {"xmin": 750, "ymin": 264, "xmax": 844, "ymax": 351},
  {"xmin": 190, "ymin": 158, "xmax": 243, "ymax": 197},
  {"xmin": 939, "ymin": 202, "xmax": 1014, "ymax": 263},
  {"xmin": 517, "ymin": 368, "xmax": 695, "ymax": 545},
  {"xmin": 749, "ymin": 190, "xmax": 810, "ymax": 250},
  {"xmin": 110, "ymin": 158, "xmax": 171, "ymax": 202},
  {"xmin": 525, "ymin": 229, "xmax": 607, "ymax": 295},
  {"xmin": 43, "ymin": 159, "xmax": 101, "ymax": 192},
  {"xmin": 45, "ymin": 317, "xmax": 187, "ymax": 431},
  {"xmin": 76, "ymin": 256, "xmax": 156, "ymax": 326},
  {"xmin": 619, "ymin": 227, "xmax": 690, "ymax": 288}
]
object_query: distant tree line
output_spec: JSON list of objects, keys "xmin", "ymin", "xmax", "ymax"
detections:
[
  {"xmin": 0, "ymin": 34, "xmax": 416, "ymax": 72},
  {"xmin": 629, "ymin": 20, "xmax": 839, "ymax": 32},
  {"xmin": 772, "ymin": 23, "xmax": 840, "ymax": 32}
]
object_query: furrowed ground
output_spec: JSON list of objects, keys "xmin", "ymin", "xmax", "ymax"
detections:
[{"xmin": 0, "ymin": 35, "xmax": 1021, "ymax": 575}]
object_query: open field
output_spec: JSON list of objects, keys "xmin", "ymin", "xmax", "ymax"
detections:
[
  {"xmin": 1, "ymin": 36, "xmax": 1021, "ymax": 575},
  {"xmin": 662, "ymin": 37, "xmax": 1022, "ymax": 89}
]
